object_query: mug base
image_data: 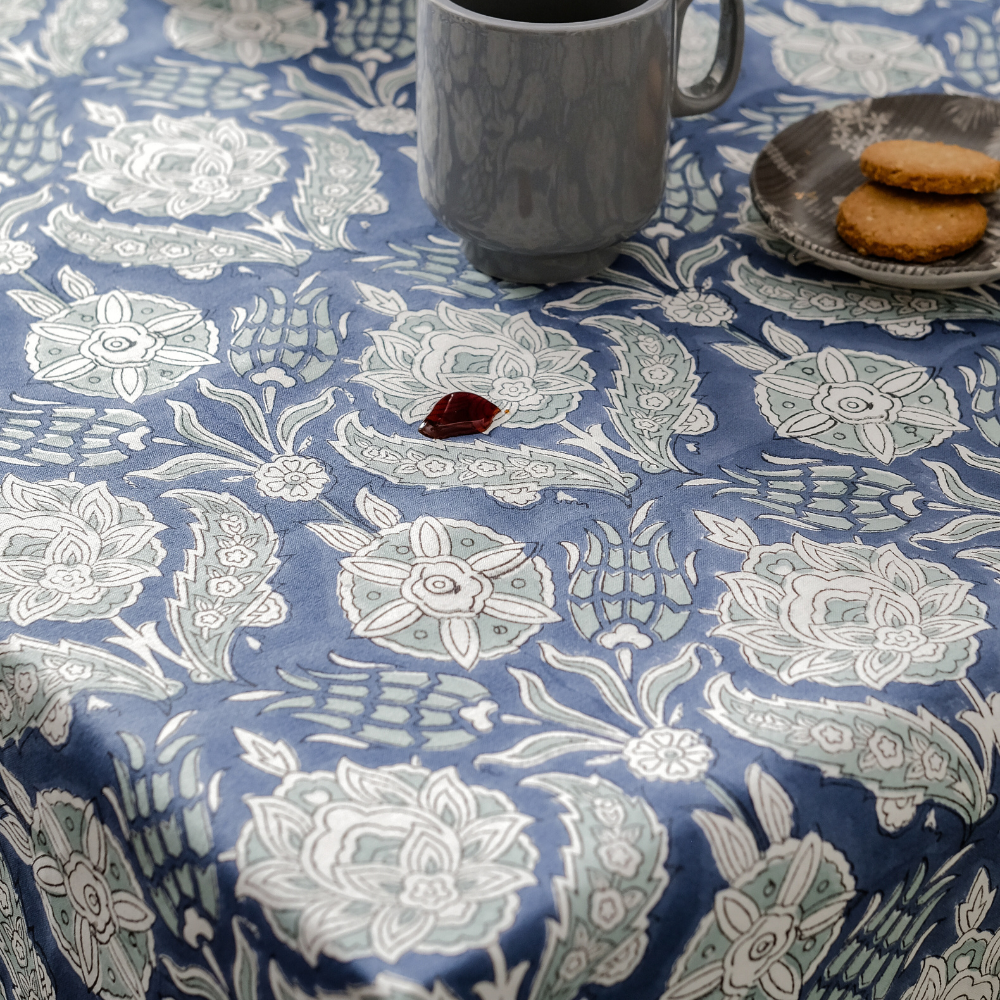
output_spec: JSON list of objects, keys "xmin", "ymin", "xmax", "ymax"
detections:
[{"xmin": 461, "ymin": 240, "xmax": 622, "ymax": 284}]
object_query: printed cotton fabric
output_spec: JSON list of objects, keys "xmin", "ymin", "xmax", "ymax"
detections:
[{"xmin": 0, "ymin": 5, "xmax": 999, "ymax": 1000}]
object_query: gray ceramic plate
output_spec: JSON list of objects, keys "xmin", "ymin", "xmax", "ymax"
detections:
[{"xmin": 750, "ymin": 93, "xmax": 1000, "ymax": 290}]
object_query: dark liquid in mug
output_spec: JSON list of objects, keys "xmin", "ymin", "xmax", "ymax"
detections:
[{"xmin": 449, "ymin": 0, "xmax": 645, "ymax": 22}]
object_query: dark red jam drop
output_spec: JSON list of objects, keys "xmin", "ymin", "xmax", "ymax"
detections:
[{"xmin": 419, "ymin": 392, "xmax": 501, "ymax": 439}]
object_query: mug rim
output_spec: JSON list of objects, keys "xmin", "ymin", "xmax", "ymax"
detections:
[{"xmin": 422, "ymin": 0, "xmax": 665, "ymax": 31}]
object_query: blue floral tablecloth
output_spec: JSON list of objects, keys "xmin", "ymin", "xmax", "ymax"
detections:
[{"xmin": 4, "ymin": 4, "xmax": 1000, "ymax": 1000}]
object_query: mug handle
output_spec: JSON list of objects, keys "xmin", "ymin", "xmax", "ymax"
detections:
[{"xmin": 671, "ymin": 0, "xmax": 745, "ymax": 118}]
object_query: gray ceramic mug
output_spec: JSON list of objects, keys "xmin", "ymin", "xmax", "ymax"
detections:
[{"xmin": 417, "ymin": 0, "xmax": 744, "ymax": 284}]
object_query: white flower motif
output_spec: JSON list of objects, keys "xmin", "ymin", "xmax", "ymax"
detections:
[
  {"xmin": 354, "ymin": 302, "xmax": 595, "ymax": 428},
  {"xmin": 253, "ymin": 456, "xmax": 329, "ymax": 502},
  {"xmin": 355, "ymin": 105, "xmax": 417, "ymax": 134},
  {"xmin": 771, "ymin": 17, "xmax": 946, "ymax": 97},
  {"xmin": 597, "ymin": 838, "xmax": 643, "ymax": 879},
  {"xmin": 207, "ymin": 575, "xmax": 245, "ymax": 598},
  {"xmin": 809, "ymin": 720, "xmax": 854, "ymax": 754},
  {"xmin": 25, "ymin": 288, "xmax": 219, "ymax": 403},
  {"xmin": 0, "ymin": 239, "xmax": 36, "ymax": 275},
  {"xmin": 664, "ymin": 833, "xmax": 855, "ymax": 1000},
  {"xmin": 73, "ymin": 113, "xmax": 287, "ymax": 219},
  {"xmin": 866, "ymin": 728, "xmax": 905, "ymax": 769},
  {"xmin": 57, "ymin": 661, "xmax": 93, "ymax": 683},
  {"xmin": 31, "ymin": 791, "xmax": 155, "ymax": 1000},
  {"xmin": 339, "ymin": 515, "xmax": 559, "ymax": 669},
  {"xmin": 235, "ymin": 760, "xmax": 539, "ymax": 965},
  {"xmin": 661, "ymin": 289, "xmax": 735, "ymax": 326},
  {"xmin": 0, "ymin": 477, "xmax": 167, "ymax": 627},
  {"xmin": 487, "ymin": 486, "xmax": 542, "ymax": 506},
  {"xmin": 193, "ymin": 607, "xmax": 229, "ymax": 634},
  {"xmin": 174, "ymin": 263, "xmax": 225, "ymax": 281},
  {"xmin": 164, "ymin": 0, "xmax": 327, "ymax": 68},
  {"xmin": 713, "ymin": 534, "xmax": 990, "ymax": 689},
  {"xmin": 590, "ymin": 887, "xmax": 628, "ymax": 931},
  {"xmin": 622, "ymin": 728, "xmax": 715, "ymax": 782},
  {"xmin": 755, "ymin": 347, "xmax": 965, "ymax": 464}
]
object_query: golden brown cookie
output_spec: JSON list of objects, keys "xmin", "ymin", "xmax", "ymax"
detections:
[
  {"xmin": 860, "ymin": 139, "xmax": 1000, "ymax": 194},
  {"xmin": 836, "ymin": 181, "xmax": 988, "ymax": 263}
]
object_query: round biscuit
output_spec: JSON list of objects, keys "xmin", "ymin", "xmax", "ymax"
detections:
[
  {"xmin": 836, "ymin": 181, "xmax": 988, "ymax": 263},
  {"xmin": 859, "ymin": 139, "xmax": 1000, "ymax": 195}
]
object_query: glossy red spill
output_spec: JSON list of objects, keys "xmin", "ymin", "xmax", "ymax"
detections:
[{"xmin": 418, "ymin": 392, "xmax": 501, "ymax": 439}]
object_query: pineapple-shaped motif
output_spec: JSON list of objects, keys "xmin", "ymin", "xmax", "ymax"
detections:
[
  {"xmin": 958, "ymin": 346, "xmax": 1000, "ymax": 447},
  {"xmin": 229, "ymin": 275, "xmax": 340, "ymax": 408},
  {"xmin": 649, "ymin": 138, "xmax": 720, "ymax": 234},
  {"xmin": 109, "ymin": 731, "xmax": 221, "ymax": 944},
  {"xmin": 243, "ymin": 657, "xmax": 497, "ymax": 751},
  {"xmin": 357, "ymin": 234, "xmax": 543, "ymax": 302},
  {"xmin": 805, "ymin": 856, "xmax": 958, "ymax": 1000},
  {"xmin": 332, "ymin": 0, "xmax": 417, "ymax": 60},
  {"xmin": 564, "ymin": 501, "xmax": 694, "ymax": 648},
  {"xmin": 0, "ymin": 396, "xmax": 152, "ymax": 468},
  {"xmin": 944, "ymin": 11, "xmax": 1000, "ymax": 91},
  {"xmin": 688, "ymin": 457, "xmax": 922, "ymax": 533},
  {"xmin": 102, "ymin": 59, "xmax": 270, "ymax": 111},
  {"xmin": 0, "ymin": 96, "xmax": 65, "ymax": 186}
]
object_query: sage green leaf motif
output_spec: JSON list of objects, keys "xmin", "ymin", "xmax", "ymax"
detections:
[
  {"xmin": 476, "ymin": 643, "xmax": 715, "ymax": 780},
  {"xmin": 43, "ymin": 203, "xmax": 311, "ymax": 278},
  {"xmin": 703, "ymin": 674, "xmax": 993, "ymax": 830},
  {"xmin": 702, "ymin": 515, "xmax": 990, "ymax": 688},
  {"xmin": 663, "ymin": 766, "xmax": 855, "ymax": 1000},
  {"xmin": 234, "ymin": 758, "xmax": 539, "ymax": 964},
  {"xmin": 0, "ymin": 774, "xmax": 157, "ymax": 1000},
  {"xmin": 748, "ymin": 0, "xmax": 946, "ymax": 96},
  {"xmin": 73, "ymin": 113, "xmax": 288, "ymax": 220},
  {"xmin": 19, "ymin": 280, "xmax": 220, "ymax": 403},
  {"xmin": 0, "ymin": 476, "xmax": 167, "ymax": 627},
  {"xmin": 164, "ymin": 489, "xmax": 287, "ymax": 684},
  {"xmin": 163, "ymin": 0, "xmax": 327, "ymax": 68},
  {"xmin": 755, "ymin": 346, "xmax": 965, "ymax": 464},
  {"xmin": 0, "ymin": 633, "xmax": 182, "ymax": 749},
  {"xmin": 284, "ymin": 123, "xmax": 388, "ymax": 251},
  {"xmin": 354, "ymin": 299, "xmax": 596, "ymax": 428},
  {"xmin": 585, "ymin": 313, "xmax": 715, "ymax": 473},
  {"xmin": 332, "ymin": 505, "xmax": 559, "ymax": 669},
  {"xmin": 521, "ymin": 772, "xmax": 670, "ymax": 1000},
  {"xmin": 727, "ymin": 256, "xmax": 1000, "ymax": 337},
  {"xmin": 39, "ymin": 0, "xmax": 128, "ymax": 77},
  {"xmin": 330, "ymin": 411, "xmax": 638, "ymax": 506},
  {"xmin": 0, "ymin": 844, "xmax": 55, "ymax": 1000}
]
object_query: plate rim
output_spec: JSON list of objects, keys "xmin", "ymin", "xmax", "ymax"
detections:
[{"xmin": 749, "ymin": 93, "xmax": 1000, "ymax": 285}]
